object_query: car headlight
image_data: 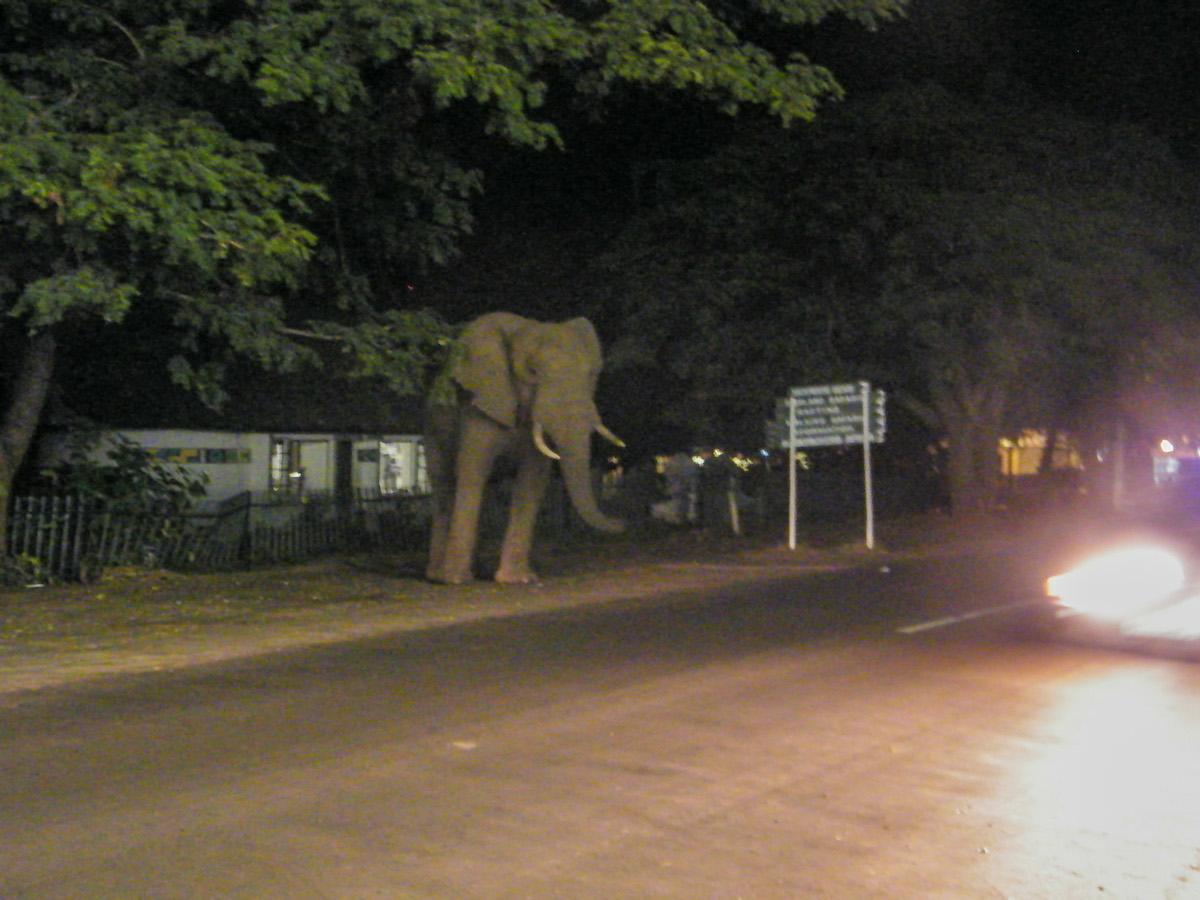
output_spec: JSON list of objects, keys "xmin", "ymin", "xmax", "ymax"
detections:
[{"xmin": 1045, "ymin": 545, "xmax": 1186, "ymax": 620}]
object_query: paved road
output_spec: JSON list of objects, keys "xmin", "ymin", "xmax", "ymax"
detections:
[{"xmin": 3, "ymin": 553, "xmax": 1200, "ymax": 899}]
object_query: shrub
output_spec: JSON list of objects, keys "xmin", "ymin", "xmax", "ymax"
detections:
[{"xmin": 40, "ymin": 436, "xmax": 208, "ymax": 514}]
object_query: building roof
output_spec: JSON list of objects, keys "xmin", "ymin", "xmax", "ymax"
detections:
[{"xmin": 52, "ymin": 363, "xmax": 424, "ymax": 435}]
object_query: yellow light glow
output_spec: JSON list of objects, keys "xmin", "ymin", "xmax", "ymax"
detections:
[{"xmin": 1161, "ymin": 439, "xmax": 1175, "ymax": 453}]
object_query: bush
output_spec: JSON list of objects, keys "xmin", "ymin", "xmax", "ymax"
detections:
[
  {"xmin": 38, "ymin": 436, "xmax": 208, "ymax": 514},
  {"xmin": 0, "ymin": 554, "xmax": 45, "ymax": 588}
]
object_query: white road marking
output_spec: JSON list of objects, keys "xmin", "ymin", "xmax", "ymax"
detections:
[{"xmin": 897, "ymin": 601, "xmax": 1038, "ymax": 634}]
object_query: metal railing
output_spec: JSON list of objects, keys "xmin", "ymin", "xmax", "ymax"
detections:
[
  {"xmin": 4, "ymin": 475, "xmax": 595, "ymax": 584},
  {"xmin": 4, "ymin": 490, "xmax": 431, "ymax": 583}
]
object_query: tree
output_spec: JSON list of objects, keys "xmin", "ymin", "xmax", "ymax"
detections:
[
  {"xmin": 590, "ymin": 125, "xmax": 853, "ymax": 451},
  {"xmin": 0, "ymin": 0, "xmax": 906, "ymax": 545},
  {"xmin": 859, "ymin": 87, "xmax": 1200, "ymax": 511},
  {"xmin": 589, "ymin": 83, "xmax": 1200, "ymax": 510}
]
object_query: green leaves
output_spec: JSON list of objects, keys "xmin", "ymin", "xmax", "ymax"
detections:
[
  {"xmin": 160, "ymin": 0, "xmax": 894, "ymax": 145},
  {"xmin": 4, "ymin": 0, "xmax": 907, "ymax": 312},
  {"xmin": 2, "ymin": 0, "xmax": 908, "ymax": 408},
  {"xmin": 305, "ymin": 308, "xmax": 453, "ymax": 395},
  {"xmin": 50, "ymin": 434, "xmax": 209, "ymax": 515},
  {"xmin": 12, "ymin": 269, "xmax": 138, "ymax": 329},
  {"xmin": 57, "ymin": 121, "xmax": 321, "ymax": 286},
  {"xmin": 0, "ymin": 0, "xmax": 919, "ymax": 546}
]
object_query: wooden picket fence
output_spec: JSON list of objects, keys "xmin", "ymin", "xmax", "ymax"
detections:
[{"xmin": 3, "ymin": 491, "xmax": 431, "ymax": 583}]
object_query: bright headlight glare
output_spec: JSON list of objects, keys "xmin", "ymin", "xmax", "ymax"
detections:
[{"xmin": 1046, "ymin": 545, "xmax": 1185, "ymax": 619}]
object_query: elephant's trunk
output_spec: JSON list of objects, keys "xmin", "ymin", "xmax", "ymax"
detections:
[{"xmin": 537, "ymin": 418, "xmax": 625, "ymax": 534}]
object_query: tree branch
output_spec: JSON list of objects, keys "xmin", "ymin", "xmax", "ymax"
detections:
[
  {"xmin": 276, "ymin": 326, "xmax": 345, "ymax": 343},
  {"xmin": 89, "ymin": 7, "xmax": 146, "ymax": 60}
]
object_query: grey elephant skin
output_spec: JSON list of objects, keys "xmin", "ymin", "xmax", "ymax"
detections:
[{"xmin": 424, "ymin": 312, "xmax": 625, "ymax": 584}]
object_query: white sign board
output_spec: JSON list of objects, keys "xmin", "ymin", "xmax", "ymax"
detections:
[
  {"xmin": 771, "ymin": 381, "xmax": 886, "ymax": 550},
  {"xmin": 768, "ymin": 385, "xmax": 884, "ymax": 448}
]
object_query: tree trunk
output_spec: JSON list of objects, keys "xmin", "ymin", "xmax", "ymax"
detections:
[
  {"xmin": 0, "ymin": 332, "xmax": 57, "ymax": 552},
  {"xmin": 1037, "ymin": 426, "xmax": 1060, "ymax": 476},
  {"xmin": 944, "ymin": 427, "xmax": 982, "ymax": 514},
  {"xmin": 930, "ymin": 369, "xmax": 1006, "ymax": 516}
]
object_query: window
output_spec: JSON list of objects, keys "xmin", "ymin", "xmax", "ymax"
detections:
[
  {"xmin": 270, "ymin": 439, "xmax": 304, "ymax": 494},
  {"xmin": 378, "ymin": 439, "xmax": 427, "ymax": 493}
]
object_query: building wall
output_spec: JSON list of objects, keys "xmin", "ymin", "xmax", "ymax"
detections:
[
  {"xmin": 45, "ymin": 429, "xmax": 425, "ymax": 506},
  {"xmin": 87, "ymin": 429, "xmax": 269, "ymax": 499},
  {"xmin": 998, "ymin": 430, "xmax": 1083, "ymax": 477}
]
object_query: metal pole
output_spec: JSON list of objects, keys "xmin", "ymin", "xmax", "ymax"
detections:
[
  {"xmin": 862, "ymin": 381, "xmax": 874, "ymax": 550},
  {"xmin": 788, "ymin": 396, "xmax": 797, "ymax": 550}
]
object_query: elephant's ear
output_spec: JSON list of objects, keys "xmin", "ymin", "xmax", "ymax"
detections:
[
  {"xmin": 564, "ymin": 317, "xmax": 603, "ymax": 369},
  {"xmin": 450, "ymin": 312, "xmax": 527, "ymax": 428}
]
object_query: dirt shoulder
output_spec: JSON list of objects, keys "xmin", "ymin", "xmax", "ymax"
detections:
[{"xmin": 0, "ymin": 513, "xmax": 1043, "ymax": 695}]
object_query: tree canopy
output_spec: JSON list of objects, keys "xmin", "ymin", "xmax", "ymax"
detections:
[
  {"xmin": 589, "ymin": 83, "xmax": 1200, "ymax": 509},
  {"xmin": 0, "ymin": 0, "xmax": 906, "ymax": 529}
]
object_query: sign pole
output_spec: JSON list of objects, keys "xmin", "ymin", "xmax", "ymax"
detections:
[
  {"xmin": 776, "ymin": 382, "xmax": 885, "ymax": 551},
  {"xmin": 862, "ymin": 381, "xmax": 874, "ymax": 549},
  {"xmin": 788, "ymin": 396, "xmax": 797, "ymax": 550}
]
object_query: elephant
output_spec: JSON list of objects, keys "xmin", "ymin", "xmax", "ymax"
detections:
[{"xmin": 424, "ymin": 312, "xmax": 626, "ymax": 584}]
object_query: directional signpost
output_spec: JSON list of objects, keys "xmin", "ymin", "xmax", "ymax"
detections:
[
  {"xmin": 766, "ymin": 381, "xmax": 886, "ymax": 550},
  {"xmin": 772, "ymin": 384, "xmax": 885, "ymax": 448}
]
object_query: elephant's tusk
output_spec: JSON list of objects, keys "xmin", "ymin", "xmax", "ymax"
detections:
[
  {"xmin": 533, "ymin": 423, "xmax": 561, "ymax": 460},
  {"xmin": 595, "ymin": 423, "xmax": 625, "ymax": 448}
]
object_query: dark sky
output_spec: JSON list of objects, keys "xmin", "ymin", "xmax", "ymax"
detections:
[
  {"xmin": 468, "ymin": 0, "xmax": 1200, "ymax": 234},
  {"xmin": 864, "ymin": 0, "xmax": 1200, "ymax": 155}
]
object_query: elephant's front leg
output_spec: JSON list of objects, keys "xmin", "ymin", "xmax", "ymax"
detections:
[
  {"xmin": 434, "ymin": 422, "xmax": 501, "ymax": 584},
  {"xmin": 422, "ymin": 414, "xmax": 455, "ymax": 582},
  {"xmin": 495, "ymin": 443, "xmax": 552, "ymax": 584}
]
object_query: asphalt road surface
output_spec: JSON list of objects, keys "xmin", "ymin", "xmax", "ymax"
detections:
[{"xmin": 3, "ymin": 553, "xmax": 1200, "ymax": 899}]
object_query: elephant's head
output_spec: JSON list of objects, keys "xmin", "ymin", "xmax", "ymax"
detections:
[{"xmin": 451, "ymin": 312, "xmax": 625, "ymax": 533}]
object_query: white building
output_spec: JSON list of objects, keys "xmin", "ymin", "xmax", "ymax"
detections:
[{"xmin": 41, "ymin": 428, "xmax": 427, "ymax": 510}]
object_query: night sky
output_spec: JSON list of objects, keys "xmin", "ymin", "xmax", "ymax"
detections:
[
  {"xmin": 1020, "ymin": 0, "xmax": 1200, "ymax": 155},
  {"xmin": 450, "ymin": 0, "xmax": 1200, "ymax": 249}
]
